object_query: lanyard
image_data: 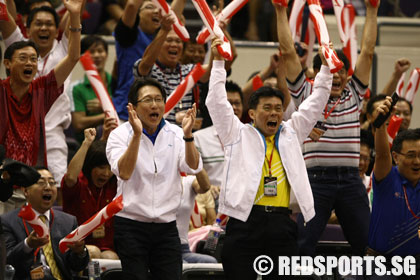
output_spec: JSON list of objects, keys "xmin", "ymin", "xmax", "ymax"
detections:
[
  {"xmin": 265, "ymin": 144, "xmax": 276, "ymax": 177},
  {"xmin": 38, "ymin": 53, "xmax": 50, "ymax": 77},
  {"xmin": 86, "ymin": 185, "xmax": 104, "ymax": 212},
  {"xmin": 402, "ymin": 185, "xmax": 420, "ymax": 219},
  {"xmin": 324, "ymin": 98, "xmax": 341, "ymax": 121}
]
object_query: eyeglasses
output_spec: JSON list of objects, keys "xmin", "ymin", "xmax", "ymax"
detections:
[
  {"xmin": 37, "ymin": 179, "xmax": 57, "ymax": 188},
  {"xmin": 14, "ymin": 55, "xmax": 38, "ymax": 63},
  {"xmin": 136, "ymin": 97, "xmax": 164, "ymax": 104},
  {"xmin": 398, "ymin": 152, "xmax": 420, "ymax": 160}
]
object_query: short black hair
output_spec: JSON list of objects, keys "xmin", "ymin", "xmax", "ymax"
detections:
[
  {"xmin": 397, "ymin": 97, "xmax": 413, "ymax": 114},
  {"xmin": 128, "ymin": 77, "xmax": 167, "ymax": 105},
  {"xmin": 4, "ymin": 40, "xmax": 39, "ymax": 60},
  {"xmin": 313, "ymin": 49, "xmax": 350, "ymax": 72},
  {"xmin": 360, "ymin": 129, "xmax": 374, "ymax": 150},
  {"xmin": 4, "ymin": 41, "xmax": 39, "ymax": 76},
  {"xmin": 27, "ymin": 6, "xmax": 59, "ymax": 29},
  {"xmin": 183, "ymin": 34, "xmax": 208, "ymax": 53},
  {"xmin": 82, "ymin": 140, "xmax": 109, "ymax": 182},
  {"xmin": 81, "ymin": 35, "xmax": 108, "ymax": 55},
  {"xmin": 226, "ymin": 80, "xmax": 243, "ymax": 102},
  {"xmin": 391, "ymin": 129, "xmax": 420, "ymax": 153},
  {"xmin": 28, "ymin": 0, "xmax": 52, "ymax": 10},
  {"xmin": 248, "ymin": 86, "xmax": 284, "ymax": 110},
  {"xmin": 366, "ymin": 94, "xmax": 387, "ymax": 116}
]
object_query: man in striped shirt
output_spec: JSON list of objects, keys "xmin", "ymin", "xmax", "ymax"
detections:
[{"xmin": 274, "ymin": 0, "xmax": 380, "ymax": 256}]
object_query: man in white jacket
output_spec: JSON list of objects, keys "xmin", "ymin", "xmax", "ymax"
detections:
[
  {"xmin": 106, "ymin": 77, "xmax": 202, "ymax": 280},
  {"xmin": 206, "ymin": 39, "xmax": 333, "ymax": 279}
]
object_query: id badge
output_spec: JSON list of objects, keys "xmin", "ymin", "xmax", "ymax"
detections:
[
  {"xmin": 30, "ymin": 265, "xmax": 45, "ymax": 280},
  {"xmin": 92, "ymin": 224, "xmax": 106, "ymax": 239},
  {"xmin": 314, "ymin": 121, "xmax": 328, "ymax": 132},
  {"xmin": 264, "ymin": 176, "xmax": 277, "ymax": 196}
]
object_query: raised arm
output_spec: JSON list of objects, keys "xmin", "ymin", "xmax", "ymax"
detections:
[
  {"xmin": 0, "ymin": 3, "xmax": 17, "ymax": 39},
  {"xmin": 381, "ymin": 58, "xmax": 411, "ymax": 95},
  {"xmin": 273, "ymin": 0, "xmax": 302, "ymax": 82},
  {"xmin": 373, "ymin": 96, "xmax": 393, "ymax": 181},
  {"xmin": 353, "ymin": 0, "xmax": 379, "ymax": 86},
  {"xmin": 171, "ymin": 0, "xmax": 186, "ymax": 20},
  {"xmin": 53, "ymin": 0, "xmax": 82, "ymax": 87},
  {"xmin": 182, "ymin": 104, "xmax": 200, "ymax": 170},
  {"xmin": 191, "ymin": 169, "xmax": 211, "ymax": 194},
  {"xmin": 117, "ymin": 103, "xmax": 142, "ymax": 180},
  {"xmin": 137, "ymin": 13, "xmax": 174, "ymax": 76},
  {"xmin": 122, "ymin": 0, "xmax": 143, "ymax": 28},
  {"xmin": 64, "ymin": 128, "xmax": 96, "ymax": 187}
]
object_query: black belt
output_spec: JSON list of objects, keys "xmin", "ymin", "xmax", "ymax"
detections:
[{"xmin": 252, "ymin": 205, "xmax": 291, "ymax": 214}]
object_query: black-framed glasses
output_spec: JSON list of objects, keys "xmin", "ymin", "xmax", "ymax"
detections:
[
  {"xmin": 136, "ymin": 97, "xmax": 164, "ymax": 105},
  {"xmin": 398, "ymin": 152, "xmax": 420, "ymax": 160},
  {"xmin": 37, "ymin": 179, "xmax": 57, "ymax": 188}
]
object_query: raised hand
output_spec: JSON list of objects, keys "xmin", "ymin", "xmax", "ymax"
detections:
[
  {"xmin": 27, "ymin": 230, "xmax": 49, "ymax": 249},
  {"xmin": 211, "ymin": 37, "xmax": 224, "ymax": 60},
  {"xmin": 63, "ymin": 0, "xmax": 83, "ymax": 14},
  {"xmin": 101, "ymin": 116, "xmax": 118, "ymax": 141},
  {"xmin": 160, "ymin": 12, "xmax": 175, "ymax": 32},
  {"xmin": 127, "ymin": 103, "xmax": 143, "ymax": 136},
  {"xmin": 182, "ymin": 103, "xmax": 197, "ymax": 137},
  {"xmin": 83, "ymin": 128, "xmax": 96, "ymax": 144},
  {"xmin": 67, "ymin": 240, "xmax": 85, "ymax": 255},
  {"xmin": 394, "ymin": 58, "xmax": 411, "ymax": 76}
]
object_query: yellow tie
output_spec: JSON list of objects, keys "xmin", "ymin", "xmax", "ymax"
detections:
[{"xmin": 39, "ymin": 215, "xmax": 63, "ymax": 280}]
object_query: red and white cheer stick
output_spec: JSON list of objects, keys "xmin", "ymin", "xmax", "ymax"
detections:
[
  {"xmin": 191, "ymin": 0, "xmax": 233, "ymax": 60},
  {"xmin": 308, "ymin": 0, "xmax": 343, "ymax": 73},
  {"xmin": 18, "ymin": 204, "xmax": 49, "ymax": 238},
  {"xmin": 59, "ymin": 195, "xmax": 123, "ymax": 253},
  {"xmin": 387, "ymin": 115, "xmax": 403, "ymax": 147},
  {"xmin": 80, "ymin": 51, "xmax": 120, "ymax": 123},
  {"xmin": 164, "ymin": 63, "xmax": 206, "ymax": 117},
  {"xmin": 396, "ymin": 73, "xmax": 406, "ymax": 97},
  {"xmin": 152, "ymin": 0, "xmax": 189, "ymax": 42},
  {"xmin": 288, "ymin": 0, "xmax": 306, "ymax": 42},
  {"xmin": 342, "ymin": 4, "xmax": 357, "ymax": 75},
  {"xmin": 403, "ymin": 68, "xmax": 420, "ymax": 104},
  {"xmin": 196, "ymin": 0, "xmax": 248, "ymax": 44}
]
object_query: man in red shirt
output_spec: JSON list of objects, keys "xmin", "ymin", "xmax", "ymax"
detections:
[{"xmin": 0, "ymin": 0, "xmax": 82, "ymax": 214}]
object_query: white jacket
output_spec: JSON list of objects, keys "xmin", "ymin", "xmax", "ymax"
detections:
[
  {"xmin": 106, "ymin": 121, "xmax": 203, "ymax": 223},
  {"xmin": 206, "ymin": 61, "xmax": 332, "ymax": 223}
]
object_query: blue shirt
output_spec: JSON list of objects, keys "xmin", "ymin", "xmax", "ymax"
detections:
[
  {"xmin": 369, "ymin": 166, "xmax": 420, "ymax": 256},
  {"xmin": 113, "ymin": 27, "xmax": 153, "ymax": 121},
  {"xmin": 143, "ymin": 119, "xmax": 166, "ymax": 145}
]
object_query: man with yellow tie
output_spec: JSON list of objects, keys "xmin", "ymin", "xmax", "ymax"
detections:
[
  {"xmin": 1, "ymin": 167, "xmax": 89, "ymax": 279},
  {"xmin": 206, "ymin": 38, "xmax": 333, "ymax": 279}
]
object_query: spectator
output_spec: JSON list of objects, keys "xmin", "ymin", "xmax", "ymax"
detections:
[
  {"xmin": 176, "ymin": 170, "xmax": 217, "ymax": 263},
  {"xmin": 1, "ymin": 2, "xmax": 78, "ymax": 187},
  {"xmin": 0, "ymin": 0, "xmax": 82, "ymax": 214},
  {"xmin": 134, "ymin": 13, "xmax": 210, "ymax": 125},
  {"xmin": 367, "ymin": 98, "xmax": 420, "ymax": 276},
  {"xmin": 106, "ymin": 77, "xmax": 202, "ymax": 279},
  {"xmin": 62, "ymin": 128, "xmax": 118, "ymax": 260},
  {"xmin": 206, "ymin": 37, "xmax": 332, "ymax": 279},
  {"xmin": 275, "ymin": 0, "xmax": 379, "ymax": 256},
  {"xmin": 394, "ymin": 97, "xmax": 412, "ymax": 132},
  {"xmin": 112, "ymin": 0, "xmax": 184, "ymax": 121},
  {"xmin": 0, "ymin": 167, "xmax": 89, "ymax": 279},
  {"xmin": 71, "ymin": 35, "xmax": 117, "ymax": 144}
]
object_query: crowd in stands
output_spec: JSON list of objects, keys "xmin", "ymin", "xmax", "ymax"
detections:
[{"xmin": 0, "ymin": 0, "xmax": 420, "ymax": 278}]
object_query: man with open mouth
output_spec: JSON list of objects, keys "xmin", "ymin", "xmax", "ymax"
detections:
[
  {"xmin": 276, "ymin": 0, "xmax": 380, "ymax": 257},
  {"xmin": 0, "ymin": 0, "xmax": 82, "ymax": 214},
  {"xmin": 106, "ymin": 77, "xmax": 202, "ymax": 279},
  {"xmin": 206, "ymin": 37, "xmax": 332, "ymax": 279},
  {"xmin": 1, "ymin": 167, "xmax": 89, "ymax": 279},
  {"xmin": 1, "ymin": 1, "xmax": 81, "ymax": 203}
]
